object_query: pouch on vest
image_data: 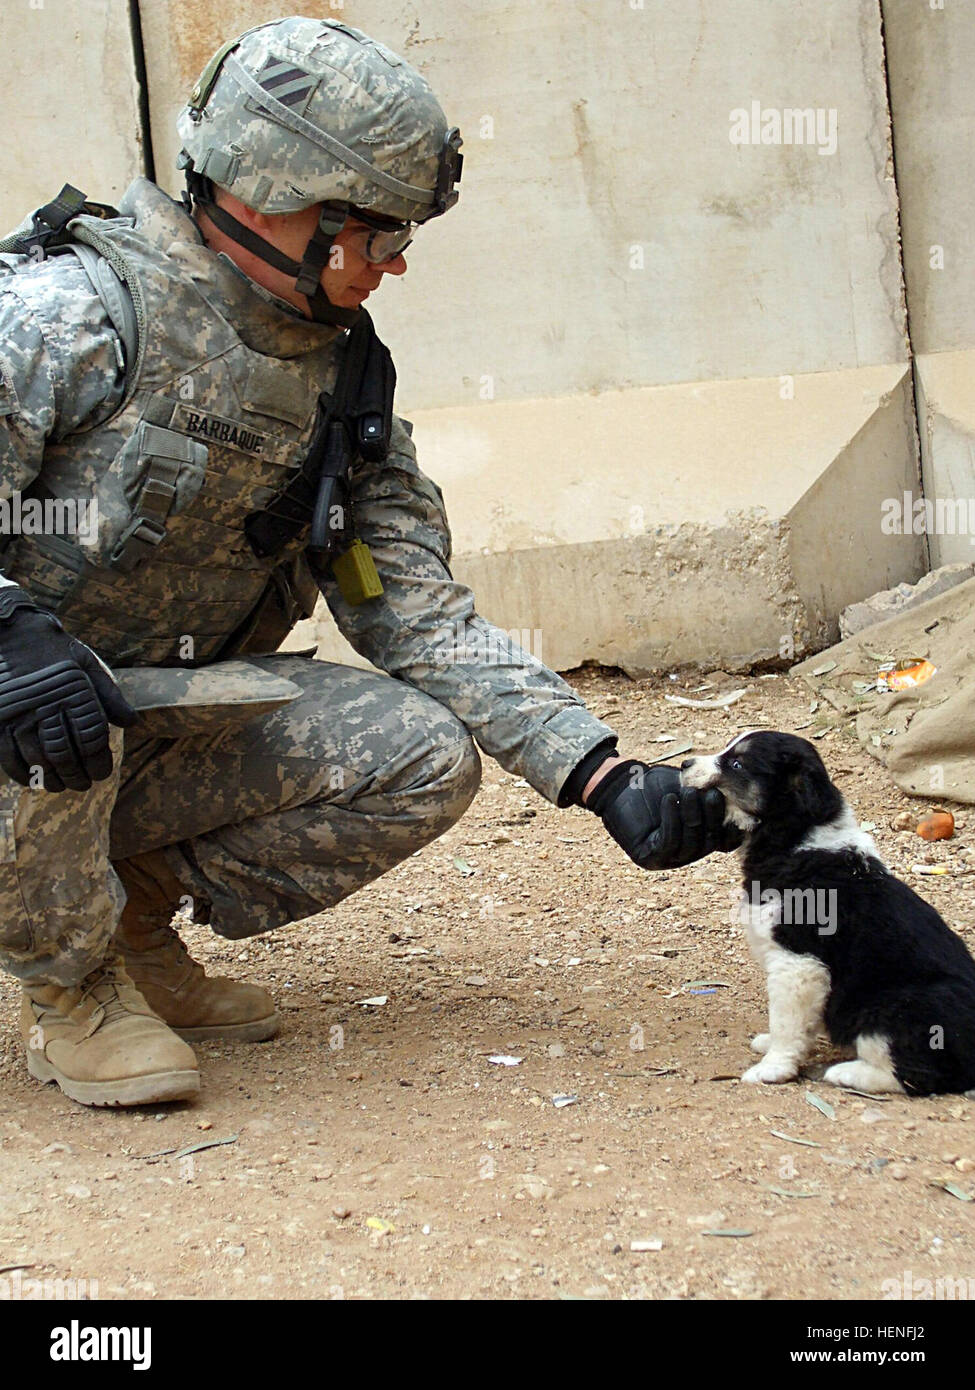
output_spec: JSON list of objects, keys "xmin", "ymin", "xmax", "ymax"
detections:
[
  {"xmin": 216, "ymin": 552, "xmax": 321, "ymax": 660},
  {"xmin": 90, "ymin": 422, "xmax": 208, "ymax": 572}
]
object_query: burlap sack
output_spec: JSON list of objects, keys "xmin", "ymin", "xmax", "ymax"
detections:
[{"xmin": 792, "ymin": 576, "xmax": 975, "ymax": 804}]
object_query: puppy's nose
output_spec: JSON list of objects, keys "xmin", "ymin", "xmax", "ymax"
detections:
[{"xmin": 681, "ymin": 758, "xmax": 695, "ymax": 771}]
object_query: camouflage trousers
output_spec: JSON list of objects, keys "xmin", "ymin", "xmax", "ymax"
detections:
[{"xmin": 0, "ymin": 656, "xmax": 482, "ymax": 987}]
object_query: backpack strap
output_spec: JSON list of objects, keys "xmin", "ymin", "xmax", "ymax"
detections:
[
  {"xmin": 66, "ymin": 241, "xmax": 139, "ymax": 382},
  {"xmin": 0, "ymin": 184, "xmax": 138, "ymax": 417},
  {"xmin": 0, "ymin": 184, "xmax": 119, "ymax": 256}
]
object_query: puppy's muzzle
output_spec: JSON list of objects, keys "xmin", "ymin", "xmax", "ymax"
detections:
[{"xmin": 680, "ymin": 755, "xmax": 722, "ymax": 791}]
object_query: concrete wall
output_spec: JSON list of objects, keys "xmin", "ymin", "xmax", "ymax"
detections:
[
  {"xmin": 881, "ymin": 0, "xmax": 975, "ymax": 570},
  {"xmin": 881, "ymin": 0, "xmax": 975, "ymax": 357},
  {"xmin": 0, "ymin": 0, "xmax": 145, "ymax": 229},
  {"xmin": 142, "ymin": 0, "xmax": 910, "ymax": 406},
  {"xmin": 2, "ymin": 1, "xmax": 968, "ymax": 671}
]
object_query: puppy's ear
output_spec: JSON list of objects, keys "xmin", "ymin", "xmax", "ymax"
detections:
[{"xmin": 786, "ymin": 745, "xmax": 836, "ymax": 823}]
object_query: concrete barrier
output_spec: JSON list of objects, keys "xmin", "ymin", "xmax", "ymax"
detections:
[
  {"xmin": 881, "ymin": 0, "xmax": 975, "ymax": 575},
  {"xmin": 0, "ymin": 1, "xmax": 959, "ymax": 672},
  {"xmin": 0, "ymin": 0, "xmax": 144, "ymax": 230}
]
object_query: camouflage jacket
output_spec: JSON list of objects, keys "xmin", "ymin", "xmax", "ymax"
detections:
[{"xmin": 0, "ymin": 179, "xmax": 617, "ymax": 804}]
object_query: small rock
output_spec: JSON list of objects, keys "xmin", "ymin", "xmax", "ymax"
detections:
[
  {"xmin": 65, "ymin": 1184, "xmax": 91, "ymax": 1200},
  {"xmin": 955, "ymin": 1158, "xmax": 975, "ymax": 1174},
  {"xmin": 590, "ymin": 1040, "xmax": 606, "ymax": 1056},
  {"xmin": 269, "ymin": 1154, "xmax": 287, "ymax": 1165},
  {"xmin": 519, "ymin": 1177, "xmax": 552, "ymax": 1200},
  {"xmin": 464, "ymin": 976, "xmax": 488, "ymax": 987},
  {"xmin": 892, "ymin": 811, "xmax": 915, "ymax": 832},
  {"xmin": 889, "ymin": 1164, "xmax": 908, "ymax": 1181},
  {"xmin": 332, "ymin": 1206, "xmax": 352, "ymax": 1220}
]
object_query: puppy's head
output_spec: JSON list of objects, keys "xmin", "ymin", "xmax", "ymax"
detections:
[{"xmin": 680, "ymin": 731, "xmax": 841, "ymax": 839}]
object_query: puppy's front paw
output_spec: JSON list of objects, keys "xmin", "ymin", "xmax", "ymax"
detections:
[
  {"xmin": 750, "ymin": 1033, "xmax": 771, "ymax": 1055},
  {"xmin": 823, "ymin": 1060, "xmax": 902, "ymax": 1093},
  {"xmin": 823, "ymin": 1062, "xmax": 861, "ymax": 1090},
  {"xmin": 742, "ymin": 1056, "xmax": 798, "ymax": 1085}
]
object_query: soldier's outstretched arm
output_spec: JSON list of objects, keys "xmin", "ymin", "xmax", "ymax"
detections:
[{"xmin": 318, "ymin": 415, "xmax": 619, "ymax": 808}]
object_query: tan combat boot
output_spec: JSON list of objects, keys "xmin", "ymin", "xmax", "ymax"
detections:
[
  {"xmin": 22, "ymin": 953, "xmax": 200, "ymax": 1107},
  {"xmin": 114, "ymin": 849, "xmax": 280, "ymax": 1043}
]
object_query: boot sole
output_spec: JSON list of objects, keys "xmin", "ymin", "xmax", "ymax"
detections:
[
  {"xmin": 27, "ymin": 1051, "xmax": 200, "ymax": 1108},
  {"xmin": 173, "ymin": 1012, "xmax": 281, "ymax": 1044}
]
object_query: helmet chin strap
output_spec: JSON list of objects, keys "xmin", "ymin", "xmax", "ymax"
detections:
[{"xmin": 185, "ymin": 172, "xmax": 359, "ymax": 327}]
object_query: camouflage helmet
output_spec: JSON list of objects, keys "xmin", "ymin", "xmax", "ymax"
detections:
[{"xmin": 177, "ymin": 16, "xmax": 463, "ymax": 226}]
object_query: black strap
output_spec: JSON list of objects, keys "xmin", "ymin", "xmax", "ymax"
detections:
[
  {"xmin": 187, "ymin": 172, "xmax": 357, "ymax": 329},
  {"xmin": 244, "ymin": 308, "xmax": 395, "ymax": 561},
  {"xmin": 6, "ymin": 184, "xmax": 119, "ymax": 257}
]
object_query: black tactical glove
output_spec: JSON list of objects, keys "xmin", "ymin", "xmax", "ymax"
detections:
[
  {"xmin": 585, "ymin": 759, "xmax": 742, "ymax": 870},
  {"xmin": 0, "ymin": 586, "xmax": 137, "ymax": 793}
]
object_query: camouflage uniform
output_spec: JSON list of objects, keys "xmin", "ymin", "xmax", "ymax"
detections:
[{"xmin": 0, "ymin": 178, "xmax": 616, "ymax": 987}]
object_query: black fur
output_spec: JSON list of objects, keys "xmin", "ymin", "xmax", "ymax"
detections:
[{"xmin": 686, "ymin": 732, "xmax": 975, "ymax": 1096}]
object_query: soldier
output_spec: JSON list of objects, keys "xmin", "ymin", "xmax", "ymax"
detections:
[{"xmin": 0, "ymin": 17, "xmax": 735, "ymax": 1108}]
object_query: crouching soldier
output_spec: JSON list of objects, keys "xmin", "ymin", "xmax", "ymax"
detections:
[{"xmin": 0, "ymin": 17, "xmax": 736, "ymax": 1107}]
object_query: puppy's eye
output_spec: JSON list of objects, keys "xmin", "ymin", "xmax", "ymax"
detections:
[{"xmin": 730, "ymin": 758, "xmax": 744, "ymax": 771}]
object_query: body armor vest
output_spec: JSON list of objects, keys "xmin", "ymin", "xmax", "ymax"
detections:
[{"xmin": 4, "ymin": 179, "xmax": 346, "ymax": 667}]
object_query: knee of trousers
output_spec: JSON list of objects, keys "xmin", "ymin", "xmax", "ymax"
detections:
[{"xmin": 424, "ymin": 723, "xmax": 482, "ymax": 828}]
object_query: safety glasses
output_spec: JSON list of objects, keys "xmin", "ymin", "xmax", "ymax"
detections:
[{"xmin": 345, "ymin": 206, "xmax": 415, "ymax": 263}]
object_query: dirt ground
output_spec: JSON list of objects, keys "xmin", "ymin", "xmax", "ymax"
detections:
[{"xmin": 2, "ymin": 664, "xmax": 975, "ymax": 1302}]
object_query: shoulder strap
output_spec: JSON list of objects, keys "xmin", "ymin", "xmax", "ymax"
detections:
[
  {"xmin": 67, "ymin": 241, "xmax": 139, "ymax": 380},
  {"xmin": 0, "ymin": 184, "xmax": 119, "ymax": 256},
  {"xmin": 0, "ymin": 185, "xmax": 138, "ymax": 419}
]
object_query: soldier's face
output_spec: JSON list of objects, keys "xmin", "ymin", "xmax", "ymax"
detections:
[
  {"xmin": 201, "ymin": 191, "xmax": 408, "ymax": 317},
  {"xmin": 323, "ymin": 214, "xmax": 410, "ymax": 308},
  {"xmin": 261, "ymin": 201, "xmax": 408, "ymax": 312}
]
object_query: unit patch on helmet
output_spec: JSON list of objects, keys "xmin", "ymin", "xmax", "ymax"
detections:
[{"xmin": 253, "ymin": 58, "xmax": 319, "ymax": 116}]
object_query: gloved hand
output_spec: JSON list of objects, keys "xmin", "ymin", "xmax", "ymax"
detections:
[
  {"xmin": 0, "ymin": 586, "xmax": 137, "ymax": 793},
  {"xmin": 585, "ymin": 759, "xmax": 742, "ymax": 870}
]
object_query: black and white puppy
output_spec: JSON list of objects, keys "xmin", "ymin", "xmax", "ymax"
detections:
[{"xmin": 680, "ymin": 731, "xmax": 975, "ymax": 1095}]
